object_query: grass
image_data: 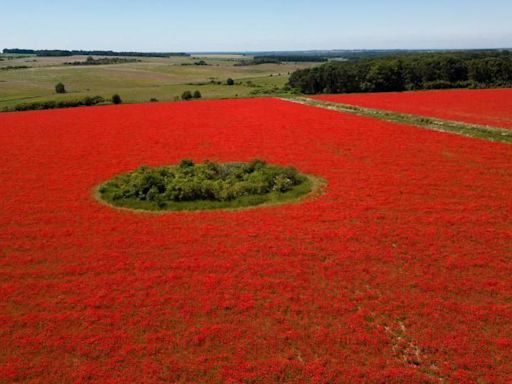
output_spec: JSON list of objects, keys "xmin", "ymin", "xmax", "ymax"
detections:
[
  {"xmin": 96, "ymin": 177, "xmax": 318, "ymax": 212},
  {"xmin": 288, "ymin": 96, "xmax": 512, "ymax": 144},
  {"xmin": 0, "ymin": 54, "xmax": 317, "ymax": 110}
]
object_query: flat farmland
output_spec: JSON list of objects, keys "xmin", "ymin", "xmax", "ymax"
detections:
[
  {"xmin": 1, "ymin": 99, "xmax": 511, "ymax": 383},
  {"xmin": 0, "ymin": 54, "xmax": 316, "ymax": 110},
  {"xmin": 312, "ymin": 88, "xmax": 512, "ymax": 130}
]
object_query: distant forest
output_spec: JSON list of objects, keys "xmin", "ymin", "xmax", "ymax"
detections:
[
  {"xmin": 64, "ymin": 57, "xmax": 140, "ymax": 66},
  {"xmin": 251, "ymin": 49, "xmax": 447, "ymax": 60},
  {"xmin": 288, "ymin": 50, "xmax": 512, "ymax": 94},
  {"xmin": 235, "ymin": 56, "xmax": 328, "ymax": 66},
  {"xmin": 3, "ymin": 49, "xmax": 189, "ymax": 58}
]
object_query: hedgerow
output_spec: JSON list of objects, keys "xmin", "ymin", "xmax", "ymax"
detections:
[{"xmin": 5, "ymin": 96, "xmax": 106, "ymax": 112}]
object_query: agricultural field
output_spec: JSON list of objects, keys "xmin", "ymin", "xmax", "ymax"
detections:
[
  {"xmin": 1, "ymin": 98, "xmax": 511, "ymax": 383},
  {"xmin": 0, "ymin": 54, "xmax": 317, "ymax": 110},
  {"xmin": 312, "ymin": 88, "xmax": 512, "ymax": 130}
]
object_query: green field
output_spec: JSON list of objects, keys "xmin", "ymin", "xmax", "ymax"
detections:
[{"xmin": 0, "ymin": 54, "xmax": 318, "ymax": 110}]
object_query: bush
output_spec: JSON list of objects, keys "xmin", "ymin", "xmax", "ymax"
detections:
[
  {"xmin": 101, "ymin": 160, "xmax": 307, "ymax": 204},
  {"xmin": 179, "ymin": 159, "xmax": 195, "ymax": 168},
  {"xmin": 181, "ymin": 91, "xmax": 193, "ymax": 100},
  {"xmin": 226, "ymin": 78, "xmax": 235, "ymax": 86},
  {"xmin": 193, "ymin": 90, "xmax": 202, "ymax": 99},
  {"xmin": 55, "ymin": 83, "xmax": 66, "ymax": 94},
  {"xmin": 112, "ymin": 94, "xmax": 122, "ymax": 104},
  {"xmin": 149, "ymin": 98, "xmax": 159, "ymax": 102}
]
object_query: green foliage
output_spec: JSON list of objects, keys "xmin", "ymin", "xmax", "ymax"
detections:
[
  {"xmin": 7, "ymin": 96, "xmax": 105, "ymax": 112},
  {"xmin": 55, "ymin": 83, "xmax": 66, "ymax": 94},
  {"xmin": 0, "ymin": 65, "xmax": 29, "ymax": 71},
  {"xmin": 226, "ymin": 78, "xmax": 235, "ymax": 86},
  {"xmin": 64, "ymin": 57, "xmax": 139, "ymax": 66},
  {"xmin": 235, "ymin": 56, "xmax": 327, "ymax": 66},
  {"xmin": 179, "ymin": 159, "xmax": 195, "ymax": 168},
  {"xmin": 99, "ymin": 160, "xmax": 312, "ymax": 211},
  {"xmin": 193, "ymin": 90, "xmax": 202, "ymax": 99},
  {"xmin": 181, "ymin": 91, "xmax": 193, "ymax": 100},
  {"xmin": 289, "ymin": 51, "xmax": 512, "ymax": 94},
  {"xmin": 3, "ymin": 48, "xmax": 189, "ymax": 58},
  {"xmin": 112, "ymin": 94, "xmax": 122, "ymax": 104},
  {"xmin": 363, "ymin": 60, "xmax": 405, "ymax": 92}
]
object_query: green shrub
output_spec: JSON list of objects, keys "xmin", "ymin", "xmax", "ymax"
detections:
[
  {"xmin": 193, "ymin": 90, "xmax": 202, "ymax": 99},
  {"xmin": 55, "ymin": 83, "xmax": 66, "ymax": 94},
  {"xmin": 112, "ymin": 94, "xmax": 122, "ymax": 104},
  {"xmin": 226, "ymin": 78, "xmax": 235, "ymax": 86},
  {"xmin": 181, "ymin": 91, "xmax": 193, "ymax": 100},
  {"xmin": 179, "ymin": 159, "xmax": 195, "ymax": 168}
]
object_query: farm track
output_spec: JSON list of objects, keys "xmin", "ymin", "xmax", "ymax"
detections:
[{"xmin": 283, "ymin": 97, "xmax": 512, "ymax": 144}]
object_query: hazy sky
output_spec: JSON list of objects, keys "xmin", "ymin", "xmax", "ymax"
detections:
[{"xmin": 2, "ymin": 0, "xmax": 511, "ymax": 51}]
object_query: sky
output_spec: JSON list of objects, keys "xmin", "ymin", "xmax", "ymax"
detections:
[{"xmin": 1, "ymin": 0, "xmax": 511, "ymax": 52}]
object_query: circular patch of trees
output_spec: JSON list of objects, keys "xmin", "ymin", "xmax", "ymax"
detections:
[{"xmin": 97, "ymin": 159, "xmax": 316, "ymax": 211}]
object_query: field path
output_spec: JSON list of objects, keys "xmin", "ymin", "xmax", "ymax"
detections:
[
  {"xmin": 284, "ymin": 96, "xmax": 512, "ymax": 144},
  {"xmin": 310, "ymin": 88, "xmax": 512, "ymax": 130}
]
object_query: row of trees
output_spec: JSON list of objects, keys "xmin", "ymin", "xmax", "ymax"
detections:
[
  {"xmin": 235, "ymin": 56, "xmax": 328, "ymax": 66},
  {"xmin": 64, "ymin": 56, "xmax": 139, "ymax": 66},
  {"xmin": 288, "ymin": 51, "xmax": 512, "ymax": 94},
  {"xmin": 7, "ymin": 96, "xmax": 106, "ymax": 112},
  {"xmin": 3, "ymin": 48, "xmax": 189, "ymax": 58}
]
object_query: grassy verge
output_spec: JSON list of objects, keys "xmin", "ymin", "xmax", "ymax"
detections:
[
  {"xmin": 285, "ymin": 97, "xmax": 512, "ymax": 144},
  {"xmin": 96, "ymin": 177, "xmax": 321, "ymax": 212}
]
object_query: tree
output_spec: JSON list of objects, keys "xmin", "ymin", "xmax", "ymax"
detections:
[
  {"xmin": 193, "ymin": 90, "xmax": 202, "ymax": 99},
  {"xmin": 55, "ymin": 83, "xmax": 66, "ymax": 94},
  {"xmin": 226, "ymin": 78, "xmax": 235, "ymax": 86},
  {"xmin": 181, "ymin": 91, "xmax": 193, "ymax": 100},
  {"xmin": 112, "ymin": 94, "xmax": 122, "ymax": 104},
  {"xmin": 363, "ymin": 61, "xmax": 405, "ymax": 92}
]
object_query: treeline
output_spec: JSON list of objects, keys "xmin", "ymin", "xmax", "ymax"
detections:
[
  {"xmin": 4, "ymin": 96, "xmax": 106, "ymax": 112},
  {"xmin": 3, "ymin": 49, "xmax": 189, "ymax": 58},
  {"xmin": 0, "ymin": 65, "xmax": 29, "ymax": 71},
  {"xmin": 252, "ymin": 49, "xmax": 456, "ymax": 60},
  {"xmin": 288, "ymin": 51, "xmax": 512, "ymax": 94},
  {"xmin": 257, "ymin": 55, "xmax": 327, "ymax": 63},
  {"xmin": 236, "ymin": 56, "xmax": 328, "ymax": 66},
  {"xmin": 64, "ymin": 57, "xmax": 139, "ymax": 66}
]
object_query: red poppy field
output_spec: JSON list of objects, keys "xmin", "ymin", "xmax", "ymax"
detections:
[
  {"xmin": 312, "ymin": 88, "xmax": 512, "ymax": 130},
  {"xmin": 1, "ymin": 98, "xmax": 511, "ymax": 383}
]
